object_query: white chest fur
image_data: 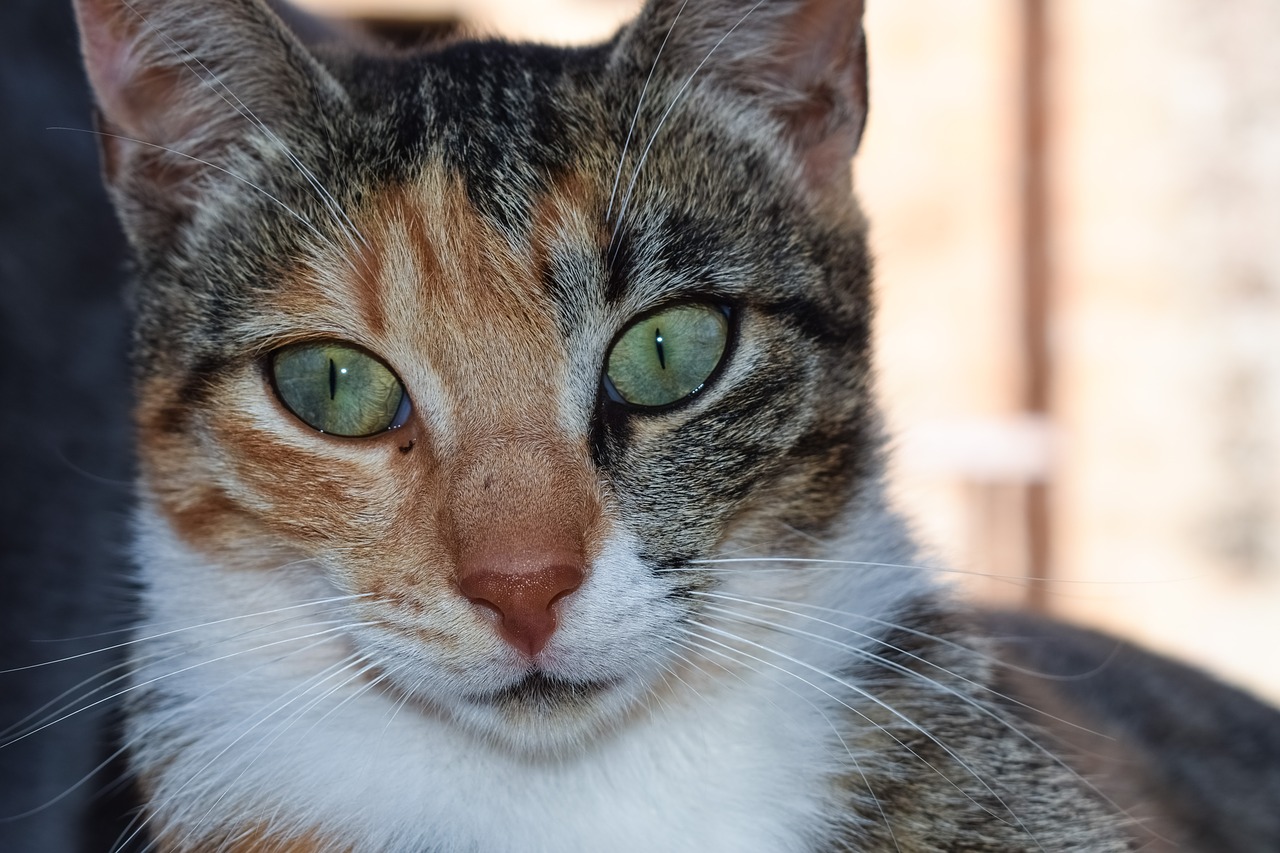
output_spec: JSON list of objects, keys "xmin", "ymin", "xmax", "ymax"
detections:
[
  {"xmin": 126, "ymin": 513, "xmax": 881, "ymax": 853},
  {"xmin": 167, "ymin": 676, "xmax": 838, "ymax": 852}
]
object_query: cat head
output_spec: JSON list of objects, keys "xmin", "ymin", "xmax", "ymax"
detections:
[{"xmin": 75, "ymin": 0, "xmax": 892, "ymax": 754}]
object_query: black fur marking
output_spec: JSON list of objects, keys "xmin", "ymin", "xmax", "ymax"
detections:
[
  {"xmin": 652, "ymin": 210, "xmax": 728, "ymax": 282},
  {"xmin": 756, "ymin": 292, "xmax": 867, "ymax": 350},
  {"xmin": 603, "ymin": 229, "xmax": 635, "ymax": 305},
  {"xmin": 154, "ymin": 355, "xmax": 228, "ymax": 434}
]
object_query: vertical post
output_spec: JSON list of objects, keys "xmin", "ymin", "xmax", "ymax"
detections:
[{"xmin": 1019, "ymin": 0, "xmax": 1052, "ymax": 611}]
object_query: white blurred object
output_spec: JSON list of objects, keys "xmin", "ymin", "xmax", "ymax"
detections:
[
  {"xmin": 898, "ymin": 415, "xmax": 1055, "ymax": 483},
  {"xmin": 294, "ymin": 0, "xmax": 637, "ymax": 43}
]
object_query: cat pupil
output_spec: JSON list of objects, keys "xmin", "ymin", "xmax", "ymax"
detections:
[
  {"xmin": 329, "ymin": 358, "xmax": 337, "ymax": 400},
  {"xmin": 654, "ymin": 329, "xmax": 666, "ymax": 370}
]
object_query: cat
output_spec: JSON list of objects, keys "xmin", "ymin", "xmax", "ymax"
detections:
[{"xmin": 42, "ymin": 0, "xmax": 1251, "ymax": 849}]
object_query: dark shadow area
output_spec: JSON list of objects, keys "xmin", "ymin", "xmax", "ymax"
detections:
[{"xmin": 0, "ymin": 1, "xmax": 138, "ymax": 850}]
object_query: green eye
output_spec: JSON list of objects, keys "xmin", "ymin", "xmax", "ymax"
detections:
[
  {"xmin": 605, "ymin": 304, "xmax": 731, "ymax": 408},
  {"xmin": 270, "ymin": 343, "xmax": 409, "ymax": 437}
]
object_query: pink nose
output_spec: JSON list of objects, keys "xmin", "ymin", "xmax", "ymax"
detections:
[{"xmin": 457, "ymin": 551, "xmax": 585, "ymax": 657}]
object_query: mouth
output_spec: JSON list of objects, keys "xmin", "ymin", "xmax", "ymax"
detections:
[{"xmin": 466, "ymin": 671, "xmax": 617, "ymax": 713}]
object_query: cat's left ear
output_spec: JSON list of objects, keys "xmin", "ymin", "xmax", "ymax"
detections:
[{"xmin": 620, "ymin": 0, "xmax": 868, "ymax": 199}]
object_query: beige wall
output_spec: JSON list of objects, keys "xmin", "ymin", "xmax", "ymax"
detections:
[
  {"xmin": 296, "ymin": 0, "xmax": 1280, "ymax": 704},
  {"xmin": 1051, "ymin": 0, "xmax": 1280, "ymax": 700}
]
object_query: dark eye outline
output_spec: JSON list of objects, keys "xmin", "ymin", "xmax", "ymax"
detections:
[
  {"xmin": 266, "ymin": 340, "xmax": 413, "ymax": 437},
  {"xmin": 600, "ymin": 301, "xmax": 736, "ymax": 414}
]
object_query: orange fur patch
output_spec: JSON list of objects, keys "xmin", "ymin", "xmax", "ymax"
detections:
[
  {"xmin": 340, "ymin": 169, "xmax": 610, "ymax": 592},
  {"xmin": 136, "ymin": 163, "xmax": 614, "ymax": 609}
]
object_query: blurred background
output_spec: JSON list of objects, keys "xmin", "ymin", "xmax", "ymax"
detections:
[{"xmin": 295, "ymin": 0, "xmax": 1280, "ymax": 704}]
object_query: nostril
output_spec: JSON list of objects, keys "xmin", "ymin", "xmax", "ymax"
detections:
[
  {"xmin": 540, "ymin": 562, "xmax": 585, "ymax": 607},
  {"xmin": 464, "ymin": 594, "xmax": 503, "ymax": 622},
  {"xmin": 548, "ymin": 585, "xmax": 576, "ymax": 609}
]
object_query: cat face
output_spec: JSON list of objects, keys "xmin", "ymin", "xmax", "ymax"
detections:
[{"xmin": 77, "ymin": 0, "xmax": 878, "ymax": 754}]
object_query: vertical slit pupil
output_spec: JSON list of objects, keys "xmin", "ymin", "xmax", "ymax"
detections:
[
  {"xmin": 329, "ymin": 358, "xmax": 337, "ymax": 400},
  {"xmin": 654, "ymin": 328, "xmax": 666, "ymax": 370}
]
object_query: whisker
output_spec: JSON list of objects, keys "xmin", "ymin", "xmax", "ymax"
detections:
[
  {"xmin": 693, "ymin": 595, "xmax": 1146, "ymax": 831},
  {"xmin": 7, "ymin": 616, "xmax": 373, "ymax": 748},
  {"xmin": 693, "ymin": 589, "xmax": 1126, "ymax": 683},
  {"xmin": 48, "ymin": 441, "xmax": 134, "ymax": 488},
  {"xmin": 377, "ymin": 668, "xmax": 422, "ymax": 737},
  {"xmin": 120, "ymin": 651, "xmax": 366, "ymax": 852},
  {"xmin": 1, "ymin": 658, "xmax": 132, "ymax": 742},
  {"xmin": 115, "ymin": 632, "xmax": 378, "ymax": 853},
  {"xmin": 648, "ymin": 669, "xmax": 682, "ymax": 721},
  {"xmin": 0, "ymin": 734, "xmax": 133, "ymax": 825},
  {"xmin": 683, "ymin": 622, "xmax": 1039, "ymax": 844},
  {"xmin": 173, "ymin": 655, "xmax": 380, "ymax": 850},
  {"xmin": 695, "ymin": 592, "xmax": 1113, "ymax": 732},
  {"xmin": 2, "ymin": 600, "xmax": 371, "ymax": 743},
  {"xmin": 678, "ymin": 626, "xmax": 971, "ymax": 798},
  {"xmin": 3, "ymin": 632, "xmax": 350, "ymax": 826},
  {"xmin": 687, "ymin": 555, "xmax": 1199, "ymax": 586},
  {"xmin": 700, "ymin": 540, "xmax": 776, "ymax": 561},
  {"xmin": 657, "ymin": 641, "xmax": 721, "ymax": 711},
  {"xmin": 29, "ymin": 570, "xmax": 357, "ymax": 646},
  {"xmin": 299, "ymin": 660, "xmax": 397, "ymax": 740},
  {"xmin": 2, "ymin": 592, "xmax": 370, "ymax": 674},
  {"xmin": 605, "ymin": 0, "xmax": 691, "ymax": 221},
  {"xmin": 671, "ymin": 634, "xmax": 902, "ymax": 852},
  {"xmin": 2, "ymin": 621, "xmax": 369, "ymax": 750},
  {"xmin": 778, "ymin": 521, "xmax": 830, "ymax": 548},
  {"xmin": 699, "ymin": 595, "xmax": 1140, "ymax": 842}
]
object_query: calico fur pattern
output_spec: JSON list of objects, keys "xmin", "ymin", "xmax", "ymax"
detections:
[{"xmin": 72, "ymin": 0, "xmax": 1135, "ymax": 849}]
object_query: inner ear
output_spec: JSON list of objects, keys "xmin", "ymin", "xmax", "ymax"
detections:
[
  {"xmin": 89, "ymin": 57, "xmax": 222, "ymax": 196},
  {"xmin": 82, "ymin": 17, "xmax": 199, "ymax": 145}
]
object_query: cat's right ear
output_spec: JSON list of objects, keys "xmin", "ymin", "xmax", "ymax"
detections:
[{"xmin": 72, "ymin": 0, "xmax": 344, "ymax": 242}]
